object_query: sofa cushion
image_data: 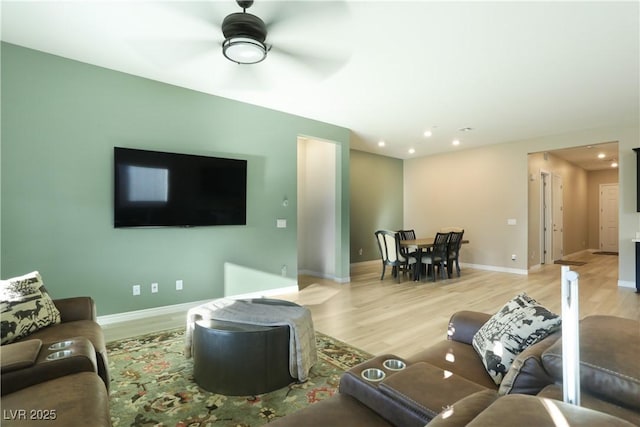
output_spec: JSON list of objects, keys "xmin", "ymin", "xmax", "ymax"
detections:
[
  {"xmin": 472, "ymin": 293, "xmax": 561, "ymax": 385},
  {"xmin": 1, "ymin": 372, "xmax": 110, "ymax": 427},
  {"xmin": 538, "ymin": 384, "xmax": 640, "ymax": 426},
  {"xmin": 465, "ymin": 394, "xmax": 636, "ymax": 427},
  {"xmin": 1, "ymin": 271, "xmax": 61, "ymax": 344},
  {"xmin": 541, "ymin": 315, "xmax": 640, "ymax": 411},
  {"xmin": 498, "ymin": 330, "xmax": 560, "ymax": 395}
]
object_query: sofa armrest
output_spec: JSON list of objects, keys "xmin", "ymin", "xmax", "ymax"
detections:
[
  {"xmin": 1, "ymin": 337, "xmax": 97, "ymax": 395},
  {"xmin": 447, "ymin": 311, "xmax": 492, "ymax": 345},
  {"xmin": 53, "ymin": 297, "xmax": 97, "ymax": 322},
  {"xmin": 0, "ymin": 339, "xmax": 42, "ymax": 373}
]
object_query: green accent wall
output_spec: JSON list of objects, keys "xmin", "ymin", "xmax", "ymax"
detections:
[
  {"xmin": 349, "ymin": 149, "xmax": 403, "ymax": 262},
  {"xmin": 1, "ymin": 43, "xmax": 350, "ymax": 315}
]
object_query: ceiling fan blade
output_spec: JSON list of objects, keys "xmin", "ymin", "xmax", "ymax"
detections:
[
  {"xmin": 269, "ymin": 44, "xmax": 350, "ymax": 79},
  {"xmin": 127, "ymin": 38, "xmax": 220, "ymax": 69},
  {"xmin": 261, "ymin": 1, "xmax": 351, "ymax": 33},
  {"xmin": 124, "ymin": 1, "xmax": 229, "ymax": 70},
  {"xmin": 163, "ymin": 1, "xmax": 227, "ymax": 32}
]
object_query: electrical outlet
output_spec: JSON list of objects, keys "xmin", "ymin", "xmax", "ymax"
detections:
[
  {"xmin": 151, "ymin": 282, "xmax": 158, "ymax": 293},
  {"xmin": 358, "ymin": 248, "xmax": 363, "ymax": 256},
  {"xmin": 132, "ymin": 285, "xmax": 141, "ymax": 296},
  {"xmin": 176, "ymin": 279, "xmax": 183, "ymax": 291},
  {"xmin": 511, "ymin": 254, "xmax": 517, "ymax": 261}
]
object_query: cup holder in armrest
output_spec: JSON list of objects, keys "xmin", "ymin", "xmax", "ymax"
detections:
[
  {"xmin": 383, "ymin": 359, "xmax": 406, "ymax": 371},
  {"xmin": 48, "ymin": 340, "xmax": 74, "ymax": 351},
  {"xmin": 361, "ymin": 367, "xmax": 386, "ymax": 382},
  {"xmin": 46, "ymin": 350, "xmax": 73, "ymax": 361}
]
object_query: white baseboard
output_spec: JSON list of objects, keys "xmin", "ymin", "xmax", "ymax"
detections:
[
  {"xmin": 97, "ymin": 285, "xmax": 300, "ymax": 326},
  {"xmin": 618, "ymin": 280, "xmax": 636, "ymax": 289},
  {"xmin": 97, "ymin": 299, "xmax": 211, "ymax": 326},
  {"xmin": 298, "ymin": 269, "xmax": 350, "ymax": 283},
  {"xmin": 461, "ymin": 263, "xmax": 529, "ymax": 275},
  {"xmin": 350, "ymin": 260, "xmax": 379, "ymax": 268}
]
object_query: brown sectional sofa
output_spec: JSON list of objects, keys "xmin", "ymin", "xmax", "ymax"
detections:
[
  {"xmin": 0, "ymin": 297, "xmax": 111, "ymax": 427},
  {"xmin": 271, "ymin": 310, "xmax": 640, "ymax": 426}
]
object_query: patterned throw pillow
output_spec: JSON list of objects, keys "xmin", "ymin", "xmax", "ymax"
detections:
[
  {"xmin": 1, "ymin": 271, "xmax": 61, "ymax": 344},
  {"xmin": 472, "ymin": 293, "xmax": 561, "ymax": 385}
]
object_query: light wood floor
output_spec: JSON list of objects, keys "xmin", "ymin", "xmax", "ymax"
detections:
[{"xmin": 103, "ymin": 251, "xmax": 638, "ymax": 359}]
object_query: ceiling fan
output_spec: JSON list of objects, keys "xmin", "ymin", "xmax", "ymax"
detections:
[
  {"xmin": 130, "ymin": 1, "xmax": 352, "ymax": 88},
  {"xmin": 219, "ymin": 0, "xmax": 351, "ymax": 74},
  {"xmin": 221, "ymin": 1, "xmax": 270, "ymax": 64}
]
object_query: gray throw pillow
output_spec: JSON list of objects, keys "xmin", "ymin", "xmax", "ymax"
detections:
[{"xmin": 472, "ymin": 293, "xmax": 561, "ymax": 385}]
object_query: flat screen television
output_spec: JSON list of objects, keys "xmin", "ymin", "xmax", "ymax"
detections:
[{"xmin": 114, "ymin": 147, "xmax": 247, "ymax": 227}]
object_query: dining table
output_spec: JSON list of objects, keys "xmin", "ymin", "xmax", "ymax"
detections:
[{"xmin": 400, "ymin": 237, "xmax": 470, "ymax": 281}]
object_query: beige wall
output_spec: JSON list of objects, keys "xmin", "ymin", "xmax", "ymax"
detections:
[
  {"xmin": 404, "ymin": 142, "xmax": 528, "ymax": 273},
  {"xmin": 404, "ymin": 124, "xmax": 638, "ymax": 286},
  {"xmin": 587, "ymin": 169, "xmax": 619, "ymax": 249}
]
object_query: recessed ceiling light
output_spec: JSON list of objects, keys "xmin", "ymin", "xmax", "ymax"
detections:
[
  {"xmin": 611, "ymin": 161, "xmax": 618, "ymax": 168},
  {"xmin": 458, "ymin": 127, "xmax": 473, "ymax": 132},
  {"xmin": 598, "ymin": 153, "xmax": 606, "ymax": 159},
  {"xmin": 378, "ymin": 140, "xmax": 385, "ymax": 147},
  {"xmin": 408, "ymin": 148, "xmax": 416, "ymax": 154},
  {"xmin": 423, "ymin": 130, "xmax": 433, "ymax": 138},
  {"xmin": 452, "ymin": 139, "xmax": 461, "ymax": 146}
]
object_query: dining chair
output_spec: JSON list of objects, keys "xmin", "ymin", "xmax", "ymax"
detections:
[
  {"xmin": 446, "ymin": 230, "xmax": 465, "ymax": 277},
  {"xmin": 420, "ymin": 232, "xmax": 451, "ymax": 281},
  {"xmin": 374, "ymin": 230, "xmax": 416, "ymax": 283},
  {"xmin": 397, "ymin": 229, "xmax": 418, "ymax": 258}
]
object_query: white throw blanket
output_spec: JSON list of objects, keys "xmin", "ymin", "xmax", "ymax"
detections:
[{"xmin": 184, "ymin": 298, "xmax": 317, "ymax": 382}]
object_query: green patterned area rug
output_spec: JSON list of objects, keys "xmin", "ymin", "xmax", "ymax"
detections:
[{"xmin": 107, "ymin": 328, "xmax": 372, "ymax": 426}]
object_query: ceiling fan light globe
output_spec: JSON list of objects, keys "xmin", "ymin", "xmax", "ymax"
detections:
[{"xmin": 223, "ymin": 37, "xmax": 267, "ymax": 64}]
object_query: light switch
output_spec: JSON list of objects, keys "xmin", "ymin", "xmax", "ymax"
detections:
[
  {"xmin": 507, "ymin": 218, "xmax": 517, "ymax": 225},
  {"xmin": 277, "ymin": 219, "xmax": 287, "ymax": 228}
]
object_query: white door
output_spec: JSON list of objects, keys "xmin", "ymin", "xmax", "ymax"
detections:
[
  {"xmin": 552, "ymin": 174, "xmax": 564, "ymax": 261},
  {"xmin": 599, "ymin": 183, "xmax": 619, "ymax": 252},
  {"xmin": 540, "ymin": 171, "xmax": 552, "ymax": 264}
]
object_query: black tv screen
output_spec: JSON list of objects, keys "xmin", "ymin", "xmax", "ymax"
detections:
[{"xmin": 114, "ymin": 147, "xmax": 247, "ymax": 227}]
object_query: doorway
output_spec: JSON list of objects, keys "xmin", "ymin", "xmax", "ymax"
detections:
[
  {"xmin": 599, "ymin": 183, "xmax": 619, "ymax": 252},
  {"xmin": 297, "ymin": 137, "xmax": 338, "ymax": 280}
]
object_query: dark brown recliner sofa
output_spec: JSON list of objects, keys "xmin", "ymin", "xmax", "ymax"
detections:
[
  {"xmin": 1, "ymin": 297, "xmax": 111, "ymax": 427},
  {"xmin": 270, "ymin": 311, "xmax": 640, "ymax": 427}
]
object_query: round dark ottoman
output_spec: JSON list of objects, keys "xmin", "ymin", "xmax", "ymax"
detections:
[{"xmin": 192, "ymin": 298, "xmax": 298, "ymax": 396}]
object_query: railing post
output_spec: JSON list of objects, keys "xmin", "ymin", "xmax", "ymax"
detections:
[{"xmin": 561, "ymin": 265, "xmax": 581, "ymax": 406}]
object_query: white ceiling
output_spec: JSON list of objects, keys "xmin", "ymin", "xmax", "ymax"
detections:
[
  {"xmin": 544, "ymin": 141, "xmax": 619, "ymax": 171},
  {"xmin": 1, "ymin": 1, "xmax": 638, "ymax": 160}
]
